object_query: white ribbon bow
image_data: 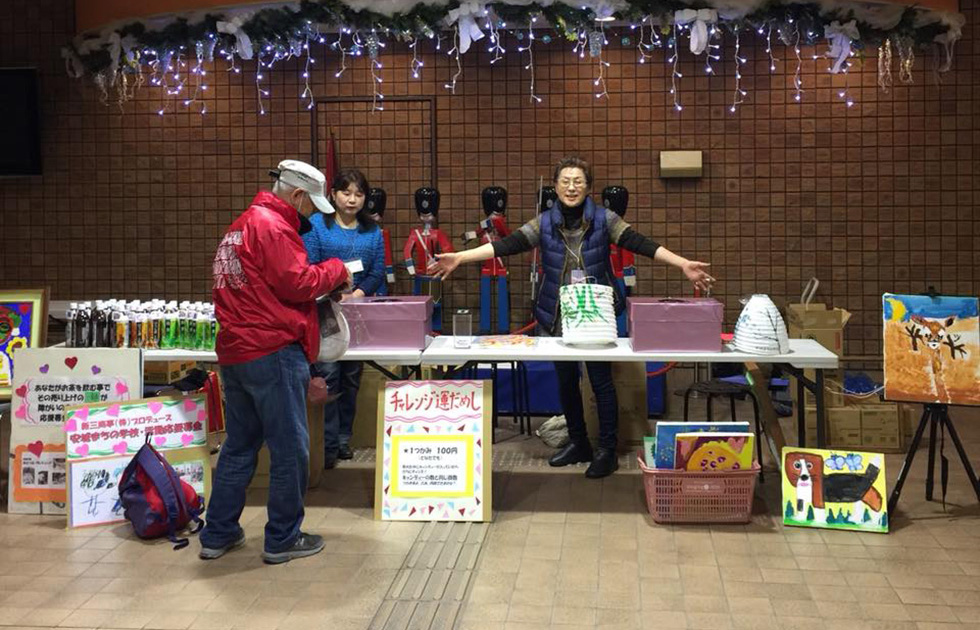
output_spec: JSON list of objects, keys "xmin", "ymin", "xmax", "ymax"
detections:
[
  {"xmin": 61, "ymin": 47, "xmax": 84, "ymax": 78},
  {"xmin": 217, "ymin": 16, "xmax": 253, "ymax": 60},
  {"xmin": 824, "ymin": 20, "xmax": 859, "ymax": 74},
  {"xmin": 445, "ymin": 2, "xmax": 486, "ymax": 54},
  {"xmin": 674, "ymin": 9, "xmax": 718, "ymax": 56}
]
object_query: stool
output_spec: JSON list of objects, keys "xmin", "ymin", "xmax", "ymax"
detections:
[{"xmin": 683, "ymin": 379, "xmax": 766, "ymax": 482}]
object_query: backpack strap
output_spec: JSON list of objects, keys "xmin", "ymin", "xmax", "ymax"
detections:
[{"xmin": 135, "ymin": 444, "xmax": 197, "ymax": 550}]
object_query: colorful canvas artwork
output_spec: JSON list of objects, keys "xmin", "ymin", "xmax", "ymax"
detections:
[
  {"xmin": 652, "ymin": 421, "xmax": 750, "ymax": 469},
  {"xmin": 782, "ymin": 447, "xmax": 888, "ymax": 533},
  {"xmin": 883, "ymin": 294, "xmax": 980, "ymax": 406},
  {"xmin": 67, "ymin": 455, "xmax": 128, "ymax": 528},
  {"xmin": 0, "ymin": 289, "xmax": 48, "ymax": 399},
  {"xmin": 674, "ymin": 432, "xmax": 755, "ymax": 471}
]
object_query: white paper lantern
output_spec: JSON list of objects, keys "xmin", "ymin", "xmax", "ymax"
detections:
[
  {"xmin": 731, "ymin": 294, "xmax": 790, "ymax": 355},
  {"xmin": 560, "ymin": 283, "xmax": 618, "ymax": 347}
]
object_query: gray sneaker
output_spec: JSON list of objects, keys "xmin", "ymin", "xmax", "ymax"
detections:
[
  {"xmin": 199, "ymin": 532, "xmax": 246, "ymax": 560},
  {"xmin": 262, "ymin": 533, "xmax": 325, "ymax": 565}
]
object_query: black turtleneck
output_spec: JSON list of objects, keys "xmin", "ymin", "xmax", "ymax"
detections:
[{"xmin": 491, "ymin": 202, "xmax": 661, "ymax": 260}]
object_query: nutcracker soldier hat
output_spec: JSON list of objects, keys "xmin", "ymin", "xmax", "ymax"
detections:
[
  {"xmin": 538, "ymin": 185, "xmax": 558, "ymax": 211},
  {"xmin": 414, "ymin": 187, "xmax": 441, "ymax": 216},
  {"xmin": 366, "ymin": 187, "xmax": 387, "ymax": 217},
  {"xmin": 481, "ymin": 186, "xmax": 507, "ymax": 216},
  {"xmin": 601, "ymin": 185, "xmax": 629, "ymax": 217}
]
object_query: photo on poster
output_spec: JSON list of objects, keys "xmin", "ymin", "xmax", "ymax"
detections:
[
  {"xmin": 11, "ymin": 443, "xmax": 66, "ymax": 502},
  {"xmin": 164, "ymin": 446, "xmax": 212, "ymax": 501},
  {"xmin": 883, "ymin": 294, "xmax": 980, "ymax": 406},
  {"xmin": 782, "ymin": 447, "xmax": 888, "ymax": 534}
]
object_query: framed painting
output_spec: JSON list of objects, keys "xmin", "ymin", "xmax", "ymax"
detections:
[
  {"xmin": 883, "ymin": 293, "xmax": 980, "ymax": 406},
  {"xmin": 0, "ymin": 288, "xmax": 49, "ymax": 400}
]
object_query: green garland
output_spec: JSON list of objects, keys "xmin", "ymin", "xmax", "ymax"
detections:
[{"xmin": 65, "ymin": 0, "xmax": 961, "ymax": 81}]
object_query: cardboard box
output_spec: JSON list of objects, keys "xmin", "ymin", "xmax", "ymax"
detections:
[
  {"xmin": 828, "ymin": 407, "xmax": 863, "ymax": 447},
  {"xmin": 807, "ymin": 406, "xmax": 861, "ymax": 447},
  {"xmin": 583, "ymin": 362, "xmax": 649, "ymax": 450},
  {"xmin": 251, "ymin": 399, "xmax": 325, "ymax": 489},
  {"xmin": 350, "ymin": 365, "xmax": 393, "ymax": 448},
  {"xmin": 342, "ymin": 296, "xmax": 433, "ymax": 350},
  {"xmin": 859, "ymin": 404, "xmax": 903, "ymax": 451},
  {"xmin": 791, "ymin": 369, "xmax": 844, "ymax": 408},
  {"xmin": 787, "ymin": 303, "xmax": 852, "ymax": 334},
  {"xmin": 144, "ymin": 360, "xmax": 197, "ymax": 384},
  {"xmin": 628, "ymin": 298, "xmax": 723, "ymax": 352}
]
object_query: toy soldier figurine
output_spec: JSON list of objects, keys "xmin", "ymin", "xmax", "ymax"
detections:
[
  {"xmin": 463, "ymin": 186, "xmax": 511, "ymax": 334},
  {"xmin": 365, "ymin": 187, "xmax": 394, "ymax": 296},
  {"xmin": 403, "ymin": 187, "xmax": 454, "ymax": 331},
  {"xmin": 603, "ymin": 185, "xmax": 635, "ymax": 336}
]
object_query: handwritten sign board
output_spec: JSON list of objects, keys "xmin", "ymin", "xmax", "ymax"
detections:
[
  {"xmin": 375, "ymin": 380, "xmax": 491, "ymax": 522},
  {"xmin": 64, "ymin": 394, "xmax": 208, "ymax": 459},
  {"xmin": 7, "ymin": 348, "xmax": 142, "ymax": 515}
]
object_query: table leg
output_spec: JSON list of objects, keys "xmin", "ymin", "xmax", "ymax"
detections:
[
  {"xmin": 796, "ymin": 376, "xmax": 806, "ymax": 447},
  {"xmin": 814, "ymin": 369, "xmax": 826, "ymax": 448}
]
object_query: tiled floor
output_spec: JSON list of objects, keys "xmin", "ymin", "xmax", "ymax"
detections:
[{"xmin": 2, "ymin": 404, "xmax": 979, "ymax": 630}]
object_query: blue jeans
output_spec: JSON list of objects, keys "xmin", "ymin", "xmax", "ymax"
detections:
[
  {"xmin": 319, "ymin": 360, "xmax": 364, "ymax": 459},
  {"xmin": 200, "ymin": 343, "xmax": 310, "ymax": 554}
]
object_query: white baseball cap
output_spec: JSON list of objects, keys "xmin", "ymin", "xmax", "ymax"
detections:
[{"xmin": 271, "ymin": 159, "xmax": 335, "ymax": 214}]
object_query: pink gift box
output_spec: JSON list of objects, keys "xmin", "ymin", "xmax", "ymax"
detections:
[
  {"xmin": 628, "ymin": 298, "xmax": 724, "ymax": 352},
  {"xmin": 341, "ymin": 296, "xmax": 433, "ymax": 350}
]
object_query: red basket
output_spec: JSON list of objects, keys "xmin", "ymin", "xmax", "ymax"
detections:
[{"xmin": 637, "ymin": 453, "xmax": 760, "ymax": 524}]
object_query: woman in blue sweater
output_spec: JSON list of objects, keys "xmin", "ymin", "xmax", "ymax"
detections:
[{"xmin": 303, "ymin": 168, "xmax": 385, "ymax": 466}]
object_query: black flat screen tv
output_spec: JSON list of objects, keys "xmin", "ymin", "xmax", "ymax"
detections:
[{"xmin": 0, "ymin": 68, "xmax": 42, "ymax": 176}]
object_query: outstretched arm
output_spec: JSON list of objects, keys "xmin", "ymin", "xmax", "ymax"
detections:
[
  {"xmin": 431, "ymin": 243, "xmax": 496, "ymax": 280},
  {"xmin": 653, "ymin": 247, "xmax": 715, "ymax": 293}
]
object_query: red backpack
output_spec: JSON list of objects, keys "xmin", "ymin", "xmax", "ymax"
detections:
[{"xmin": 118, "ymin": 440, "xmax": 204, "ymax": 549}]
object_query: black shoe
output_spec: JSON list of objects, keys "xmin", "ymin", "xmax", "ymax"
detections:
[
  {"xmin": 585, "ymin": 448, "xmax": 619, "ymax": 479},
  {"xmin": 338, "ymin": 444, "xmax": 354, "ymax": 460},
  {"xmin": 549, "ymin": 441, "xmax": 593, "ymax": 467},
  {"xmin": 262, "ymin": 533, "xmax": 325, "ymax": 565},
  {"xmin": 324, "ymin": 457, "xmax": 337, "ymax": 470}
]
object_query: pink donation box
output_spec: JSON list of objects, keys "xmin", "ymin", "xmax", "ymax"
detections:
[
  {"xmin": 342, "ymin": 296, "xmax": 433, "ymax": 350},
  {"xmin": 628, "ymin": 298, "xmax": 724, "ymax": 352}
]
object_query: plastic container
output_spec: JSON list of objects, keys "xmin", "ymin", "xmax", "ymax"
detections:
[{"xmin": 637, "ymin": 452, "xmax": 759, "ymax": 524}]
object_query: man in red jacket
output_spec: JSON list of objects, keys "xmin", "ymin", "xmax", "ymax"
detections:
[{"xmin": 201, "ymin": 159, "xmax": 350, "ymax": 565}]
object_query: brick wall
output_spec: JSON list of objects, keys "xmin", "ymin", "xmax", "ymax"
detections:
[{"xmin": 1, "ymin": 0, "xmax": 978, "ymax": 359}]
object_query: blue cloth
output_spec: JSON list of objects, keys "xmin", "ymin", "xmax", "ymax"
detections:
[
  {"xmin": 303, "ymin": 214, "xmax": 386, "ymax": 296},
  {"xmin": 479, "ymin": 275, "xmax": 510, "ymax": 334},
  {"xmin": 414, "ymin": 276, "xmax": 443, "ymax": 331},
  {"xmin": 200, "ymin": 343, "xmax": 310, "ymax": 554},
  {"xmin": 320, "ymin": 360, "xmax": 363, "ymax": 458}
]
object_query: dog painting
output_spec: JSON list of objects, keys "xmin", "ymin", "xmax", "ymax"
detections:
[
  {"xmin": 883, "ymin": 294, "xmax": 980, "ymax": 405},
  {"xmin": 782, "ymin": 447, "xmax": 888, "ymax": 533}
]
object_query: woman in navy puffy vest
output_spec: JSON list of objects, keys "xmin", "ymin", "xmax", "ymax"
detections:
[{"xmin": 432, "ymin": 156, "xmax": 714, "ymax": 478}]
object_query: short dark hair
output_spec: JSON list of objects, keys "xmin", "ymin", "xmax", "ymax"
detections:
[
  {"xmin": 553, "ymin": 156, "xmax": 593, "ymax": 188},
  {"xmin": 327, "ymin": 167, "xmax": 375, "ymax": 231}
]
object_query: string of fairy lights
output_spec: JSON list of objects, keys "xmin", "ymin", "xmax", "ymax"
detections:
[{"xmin": 73, "ymin": 9, "xmax": 950, "ymax": 118}]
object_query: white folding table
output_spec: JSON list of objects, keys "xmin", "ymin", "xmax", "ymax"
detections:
[{"xmin": 421, "ymin": 336, "xmax": 839, "ymax": 448}]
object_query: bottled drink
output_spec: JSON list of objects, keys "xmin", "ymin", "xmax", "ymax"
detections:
[{"xmin": 65, "ymin": 303, "xmax": 77, "ymax": 348}]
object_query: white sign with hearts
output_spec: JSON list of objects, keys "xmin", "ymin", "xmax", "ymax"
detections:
[
  {"xmin": 64, "ymin": 394, "xmax": 208, "ymax": 460},
  {"xmin": 7, "ymin": 347, "xmax": 143, "ymax": 515}
]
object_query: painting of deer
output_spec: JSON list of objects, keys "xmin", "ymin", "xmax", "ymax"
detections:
[{"xmin": 884, "ymin": 294, "xmax": 980, "ymax": 406}]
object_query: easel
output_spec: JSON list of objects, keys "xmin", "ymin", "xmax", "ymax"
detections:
[
  {"xmin": 888, "ymin": 403, "xmax": 980, "ymax": 512},
  {"xmin": 887, "ymin": 285, "xmax": 980, "ymax": 512}
]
